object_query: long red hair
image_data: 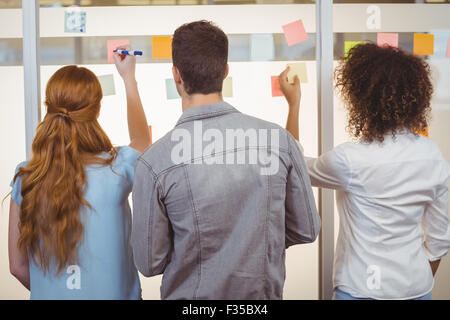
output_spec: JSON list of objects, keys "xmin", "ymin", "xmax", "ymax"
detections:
[{"xmin": 14, "ymin": 65, "xmax": 117, "ymax": 274}]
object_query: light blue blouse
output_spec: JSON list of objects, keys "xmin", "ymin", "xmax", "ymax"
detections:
[{"xmin": 11, "ymin": 146, "xmax": 142, "ymax": 300}]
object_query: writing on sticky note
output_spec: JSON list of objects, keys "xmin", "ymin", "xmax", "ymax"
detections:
[
  {"xmin": 447, "ymin": 37, "xmax": 450, "ymax": 58},
  {"xmin": 282, "ymin": 20, "xmax": 308, "ymax": 46},
  {"xmin": 165, "ymin": 79, "xmax": 180, "ymax": 100},
  {"xmin": 377, "ymin": 33, "xmax": 398, "ymax": 48},
  {"xmin": 153, "ymin": 36, "xmax": 172, "ymax": 59},
  {"xmin": 287, "ymin": 63, "xmax": 308, "ymax": 84},
  {"xmin": 271, "ymin": 76, "xmax": 283, "ymax": 97},
  {"xmin": 413, "ymin": 33, "xmax": 434, "ymax": 55},
  {"xmin": 97, "ymin": 74, "xmax": 116, "ymax": 96},
  {"xmin": 344, "ymin": 41, "xmax": 365, "ymax": 57},
  {"xmin": 222, "ymin": 77, "xmax": 233, "ymax": 98},
  {"xmin": 250, "ymin": 34, "xmax": 275, "ymax": 61},
  {"xmin": 107, "ymin": 39, "xmax": 130, "ymax": 63}
]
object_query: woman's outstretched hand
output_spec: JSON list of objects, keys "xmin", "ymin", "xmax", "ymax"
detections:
[
  {"xmin": 113, "ymin": 45, "xmax": 136, "ymax": 83},
  {"xmin": 279, "ymin": 66, "xmax": 301, "ymax": 111}
]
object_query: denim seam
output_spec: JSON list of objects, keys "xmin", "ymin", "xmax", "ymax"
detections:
[
  {"xmin": 183, "ymin": 165, "xmax": 202, "ymax": 300},
  {"xmin": 176, "ymin": 110, "xmax": 239, "ymax": 126},
  {"xmin": 263, "ymin": 170, "xmax": 270, "ymax": 299},
  {"xmin": 154, "ymin": 146, "xmax": 289, "ymax": 178}
]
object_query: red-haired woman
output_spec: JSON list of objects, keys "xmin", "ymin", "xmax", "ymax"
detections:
[
  {"xmin": 8, "ymin": 48, "xmax": 150, "ymax": 299},
  {"xmin": 280, "ymin": 43, "xmax": 449, "ymax": 300}
]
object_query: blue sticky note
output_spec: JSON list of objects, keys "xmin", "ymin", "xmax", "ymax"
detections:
[
  {"xmin": 165, "ymin": 79, "xmax": 180, "ymax": 100},
  {"xmin": 250, "ymin": 34, "xmax": 275, "ymax": 61}
]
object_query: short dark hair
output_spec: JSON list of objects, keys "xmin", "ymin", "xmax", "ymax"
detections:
[
  {"xmin": 172, "ymin": 20, "xmax": 228, "ymax": 95},
  {"xmin": 335, "ymin": 42, "xmax": 433, "ymax": 143}
]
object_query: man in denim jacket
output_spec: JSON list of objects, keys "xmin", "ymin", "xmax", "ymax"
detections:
[{"xmin": 131, "ymin": 20, "xmax": 321, "ymax": 300}]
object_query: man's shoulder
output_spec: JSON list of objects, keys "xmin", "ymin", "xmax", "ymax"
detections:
[{"xmin": 138, "ymin": 130, "xmax": 180, "ymax": 175}]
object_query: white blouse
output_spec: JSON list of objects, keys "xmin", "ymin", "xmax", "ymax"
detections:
[{"xmin": 301, "ymin": 132, "xmax": 450, "ymax": 299}]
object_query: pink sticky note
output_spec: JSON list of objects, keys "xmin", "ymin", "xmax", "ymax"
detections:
[
  {"xmin": 107, "ymin": 39, "xmax": 130, "ymax": 62},
  {"xmin": 447, "ymin": 37, "xmax": 450, "ymax": 58},
  {"xmin": 377, "ymin": 33, "xmax": 399, "ymax": 48},
  {"xmin": 271, "ymin": 76, "xmax": 283, "ymax": 97},
  {"xmin": 282, "ymin": 20, "xmax": 308, "ymax": 46}
]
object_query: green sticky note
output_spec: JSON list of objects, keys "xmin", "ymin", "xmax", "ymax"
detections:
[
  {"xmin": 222, "ymin": 77, "xmax": 233, "ymax": 97},
  {"xmin": 165, "ymin": 78, "xmax": 180, "ymax": 100},
  {"xmin": 286, "ymin": 63, "xmax": 308, "ymax": 84},
  {"xmin": 98, "ymin": 74, "xmax": 116, "ymax": 96},
  {"xmin": 344, "ymin": 41, "xmax": 365, "ymax": 57}
]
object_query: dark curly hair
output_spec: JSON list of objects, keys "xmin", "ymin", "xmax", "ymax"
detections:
[{"xmin": 335, "ymin": 42, "xmax": 433, "ymax": 143}]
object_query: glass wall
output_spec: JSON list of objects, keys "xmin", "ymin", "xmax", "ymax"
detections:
[
  {"xmin": 332, "ymin": 1, "xmax": 450, "ymax": 299},
  {"xmin": 36, "ymin": 0, "xmax": 319, "ymax": 300},
  {"xmin": 0, "ymin": 5, "xmax": 26, "ymax": 300}
]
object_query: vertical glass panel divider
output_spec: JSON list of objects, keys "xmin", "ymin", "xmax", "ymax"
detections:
[
  {"xmin": 316, "ymin": 0, "xmax": 335, "ymax": 301},
  {"xmin": 22, "ymin": 0, "xmax": 41, "ymax": 159}
]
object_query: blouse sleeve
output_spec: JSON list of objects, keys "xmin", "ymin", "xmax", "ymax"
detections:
[
  {"xmin": 10, "ymin": 162, "xmax": 27, "ymax": 206},
  {"xmin": 297, "ymin": 141, "xmax": 352, "ymax": 191},
  {"xmin": 116, "ymin": 146, "xmax": 140, "ymax": 189}
]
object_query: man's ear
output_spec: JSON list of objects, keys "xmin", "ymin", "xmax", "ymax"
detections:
[
  {"xmin": 224, "ymin": 64, "xmax": 229, "ymax": 80},
  {"xmin": 172, "ymin": 66, "xmax": 182, "ymax": 84}
]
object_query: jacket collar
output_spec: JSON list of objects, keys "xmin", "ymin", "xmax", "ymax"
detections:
[{"xmin": 175, "ymin": 101, "xmax": 239, "ymax": 127}]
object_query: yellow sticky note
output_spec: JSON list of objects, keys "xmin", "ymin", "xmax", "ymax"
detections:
[
  {"xmin": 413, "ymin": 33, "xmax": 434, "ymax": 55},
  {"xmin": 344, "ymin": 41, "xmax": 365, "ymax": 57},
  {"xmin": 287, "ymin": 63, "xmax": 308, "ymax": 84},
  {"xmin": 222, "ymin": 77, "xmax": 233, "ymax": 97},
  {"xmin": 152, "ymin": 36, "xmax": 172, "ymax": 59}
]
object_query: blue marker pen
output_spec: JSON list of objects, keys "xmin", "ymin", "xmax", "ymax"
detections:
[{"xmin": 113, "ymin": 49, "xmax": 143, "ymax": 56}]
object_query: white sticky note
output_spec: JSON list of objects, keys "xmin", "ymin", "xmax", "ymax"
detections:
[
  {"xmin": 250, "ymin": 34, "xmax": 275, "ymax": 61},
  {"xmin": 98, "ymin": 74, "xmax": 116, "ymax": 96}
]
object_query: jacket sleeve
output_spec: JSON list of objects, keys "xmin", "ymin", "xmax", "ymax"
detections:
[
  {"xmin": 285, "ymin": 134, "xmax": 321, "ymax": 248},
  {"xmin": 131, "ymin": 158, "xmax": 172, "ymax": 277}
]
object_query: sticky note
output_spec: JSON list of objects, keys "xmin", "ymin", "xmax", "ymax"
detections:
[
  {"xmin": 107, "ymin": 39, "xmax": 130, "ymax": 63},
  {"xmin": 165, "ymin": 79, "xmax": 180, "ymax": 100},
  {"xmin": 287, "ymin": 63, "xmax": 308, "ymax": 84},
  {"xmin": 250, "ymin": 34, "xmax": 275, "ymax": 61},
  {"xmin": 148, "ymin": 125, "xmax": 153, "ymax": 145},
  {"xmin": 64, "ymin": 10, "xmax": 86, "ymax": 33},
  {"xmin": 222, "ymin": 77, "xmax": 233, "ymax": 98},
  {"xmin": 415, "ymin": 126, "xmax": 428, "ymax": 138},
  {"xmin": 153, "ymin": 36, "xmax": 172, "ymax": 59},
  {"xmin": 97, "ymin": 74, "xmax": 116, "ymax": 96},
  {"xmin": 282, "ymin": 20, "xmax": 308, "ymax": 46},
  {"xmin": 377, "ymin": 33, "xmax": 398, "ymax": 48},
  {"xmin": 344, "ymin": 41, "xmax": 365, "ymax": 57},
  {"xmin": 447, "ymin": 37, "xmax": 450, "ymax": 58},
  {"xmin": 271, "ymin": 76, "xmax": 283, "ymax": 97},
  {"xmin": 413, "ymin": 33, "xmax": 434, "ymax": 55}
]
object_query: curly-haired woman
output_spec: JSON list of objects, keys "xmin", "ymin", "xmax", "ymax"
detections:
[
  {"xmin": 8, "ymin": 47, "xmax": 150, "ymax": 299},
  {"xmin": 280, "ymin": 43, "xmax": 450, "ymax": 300}
]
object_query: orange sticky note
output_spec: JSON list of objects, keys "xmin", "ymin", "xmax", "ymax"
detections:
[
  {"xmin": 282, "ymin": 20, "xmax": 308, "ymax": 46},
  {"xmin": 446, "ymin": 37, "xmax": 450, "ymax": 58},
  {"xmin": 107, "ymin": 39, "xmax": 130, "ymax": 63},
  {"xmin": 152, "ymin": 36, "xmax": 172, "ymax": 59},
  {"xmin": 415, "ymin": 126, "xmax": 429, "ymax": 138},
  {"xmin": 148, "ymin": 125, "xmax": 153, "ymax": 145},
  {"xmin": 413, "ymin": 34, "xmax": 434, "ymax": 55},
  {"xmin": 377, "ymin": 33, "xmax": 398, "ymax": 48},
  {"xmin": 271, "ymin": 76, "xmax": 283, "ymax": 97}
]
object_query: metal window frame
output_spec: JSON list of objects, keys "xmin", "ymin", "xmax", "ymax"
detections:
[
  {"xmin": 22, "ymin": 0, "xmax": 336, "ymax": 300},
  {"xmin": 316, "ymin": 0, "xmax": 335, "ymax": 300}
]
